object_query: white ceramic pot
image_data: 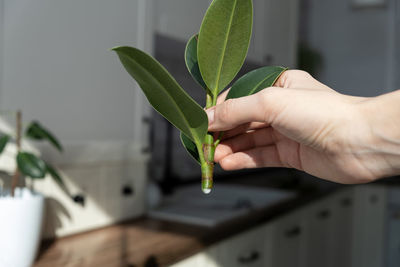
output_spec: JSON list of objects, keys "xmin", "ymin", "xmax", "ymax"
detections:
[{"xmin": 0, "ymin": 188, "xmax": 45, "ymax": 267}]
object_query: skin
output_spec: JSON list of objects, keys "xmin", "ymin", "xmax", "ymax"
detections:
[{"xmin": 206, "ymin": 70, "xmax": 400, "ymax": 184}]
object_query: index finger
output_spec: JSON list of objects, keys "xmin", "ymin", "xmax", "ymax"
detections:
[{"xmin": 207, "ymin": 89, "xmax": 276, "ymax": 132}]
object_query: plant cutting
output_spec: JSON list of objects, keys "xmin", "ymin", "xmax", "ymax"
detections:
[
  {"xmin": 0, "ymin": 110, "xmax": 65, "ymax": 267},
  {"xmin": 112, "ymin": 0, "xmax": 287, "ymax": 194}
]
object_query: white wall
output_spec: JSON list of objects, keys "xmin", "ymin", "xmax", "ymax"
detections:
[
  {"xmin": 306, "ymin": 0, "xmax": 398, "ymax": 96},
  {"xmin": 0, "ymin": 0, "xmax": 153, "ymax": 163}
]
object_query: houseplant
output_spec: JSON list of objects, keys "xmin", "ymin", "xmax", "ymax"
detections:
[
  {"xmin": 0, "ymin": 110, "xmax": 65, "ymax": 267},
  {"xmin": 112, "ymin": 0, "xmax": 287, "ymax": 193}
]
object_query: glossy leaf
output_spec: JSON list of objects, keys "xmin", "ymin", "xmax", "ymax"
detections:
[
  {"xmin": 17, "ymin": 152, "xmax": 47, "ymax": 179},
  {"xmin": 26, "ymin": 121, "xmax": 63, "ymax": 152},
  {"xmin": 46, "ymin": 163, "xmax": 65, "ymax": 187},
  {"xmin": 46, "ymin": 162, "xmax": 72, "ymax": 195},
  {"xmin": 185, "ymin": 34, "xmax": 207, "ymax": 91},
  {"xmin": 0, "ymin": 135, "xmax": 10, "ymax": 154},
  {"xmin": 198, "ymin": 0, "xmax": 253, "ymax": 95},
  {"xmin": 180, "ymin": 132, "xmax": 200, "ymax": 164},
  {"xmin": 227, "ymin": 66, "xmax": 287, "ymax": 100},
  {"xmin": 112, "ymin": 46, "xmax": 208, "ymax": 145}
]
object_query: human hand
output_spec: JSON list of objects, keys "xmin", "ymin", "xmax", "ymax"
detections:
[{"xmin": 206, "ymin": 70, "xmax": 400, "ymax": 184}]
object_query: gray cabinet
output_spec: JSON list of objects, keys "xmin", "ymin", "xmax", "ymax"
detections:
[
  {"xmin": 218, "ymin": 225, "xmax": 273, "ymax": 267},
  {"xmin": 172, "ymin": 185, "xmax": 398, "ymax": 267},
  {"xmin": 303, "ymin": 198, "xmax": 335, "ymax": 267},
  {"xmin": 270, "ymin": 210, "xmax": 307, "ymax": 267}
]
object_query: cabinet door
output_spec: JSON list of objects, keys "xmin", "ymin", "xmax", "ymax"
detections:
[
  {"xmin": 329, "ymin": 188, "xmax": 354, "ymax": 267},
  {"xmin": 217, "ymin": 225, "xmax": 269, "ymax": 267},
  {"xmin": 351, "ymin": 186, "xmax": 386, "ymax": 267},
  {"xmin": 303, "ymin": 198, "xmax": 335, "ymax": 267},
  {"xmin": 270, "ymin": 210, "xmax": 307, "ymax": 267},
  {"xmin": 170, "ymin": 246, "xmax": 220, "ymax": 267}
]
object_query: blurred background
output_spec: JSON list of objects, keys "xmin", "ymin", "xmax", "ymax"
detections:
[{"xmin": 0, "ymin": 0, "xmax": 399, "ymax": 266}]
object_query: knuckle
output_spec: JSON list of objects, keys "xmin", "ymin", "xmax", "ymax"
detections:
[
  {"xmin": 219, "ymin": 99, "xmax": 235, "ymax": 123},
  {"xmin": 258, "ymin": 88, "xmax": 284, "ymax": 124},
  {"xmin": 279, "ymin": 70, "xmax": 312, "ymax": 88}
]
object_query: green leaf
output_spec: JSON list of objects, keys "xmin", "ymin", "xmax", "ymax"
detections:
[
  {"xmin": 46, "ymin": 162, "xmax": 74, "ymax": 199},
  {"xmin": 26, "ymin": 121, "xmax": 63, "ymax": 152},
  {"xmin": 198, "ymin": 0, "xmax": 253, "ymax": 96},
  {"xmin": 0, "ymin": 135, "xmax": 10, "ymax": 154},
  {"xmin": 46, "ymin": 163, "xmax": 65, "ymax": 187},
  {"xmin": 112, "ymin": 46, "xmax": 208, "ymax": 146},
  {"xmin": 180, "ymin": 132, "xmax": 200, "ymax": 165},
  {"xmin": 185, "ymin": 34, "xmax": 208, "ymax": 91},
  {"xmin": 17, "ymin": 152, "xmax": 47, "ymax": 179},
  {"xmin": 227, "ymin": 66, "xmax": 287, "ymax": 100}
]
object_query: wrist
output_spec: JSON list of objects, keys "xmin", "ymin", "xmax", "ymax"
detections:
[{"xmin": 359, "ymin": 90, "xmax": 400, "ymax": 178}]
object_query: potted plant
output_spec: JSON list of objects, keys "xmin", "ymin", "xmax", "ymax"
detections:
[
  {"xmin": 0, "ymin": 110, "xmax": 65, "ymax": 267},
  {"xmin": 112, "ymin": 0, "xmax": 287, "ymax": 193}
]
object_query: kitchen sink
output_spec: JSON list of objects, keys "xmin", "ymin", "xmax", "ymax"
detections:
[{"xmin": 148, "ymin": 184, "xmax": 295, "ymax": 227}]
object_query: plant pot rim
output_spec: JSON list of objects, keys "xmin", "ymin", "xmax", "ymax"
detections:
[{"xmin": 0, "ymin": 187, "xmax": 44, "ymax": 200}]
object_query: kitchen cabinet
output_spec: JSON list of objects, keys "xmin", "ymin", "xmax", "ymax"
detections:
[
  {"xmin": 270, "ymin": 210, "xmax": 308, "ymax": 267},
  {"xmin": 172, "ymin": 185, "xmax": 399, "ymax": 267},
  {"xmin": 303, "ymin": 198, "xmax": 335, "ymax": 267},
  {"xmin": 170, "ymin": 246, "xmax": 220, "ymax": 267},
  {"xmin": 329, "ymin": 188, "xmax": 354, "ymax": 267},
  {"xmin": 351, "ymin": 186, "xmax": 387, "ymax": 267},
  {"xmin": 386, "ymin": 188, "xmax": 400, "ymax": 267},
  {"xmin": 217, "ymin": 225, "xmax": 273, "ymax": 267},
  {"xmin": 171, "ymin": 225, "xmax": 273, "ymax": 267}
]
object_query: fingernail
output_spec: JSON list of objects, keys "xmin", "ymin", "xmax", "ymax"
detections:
[{"xmin": 206, "ymin": 108, "xmax": 215, "ymax": 125}]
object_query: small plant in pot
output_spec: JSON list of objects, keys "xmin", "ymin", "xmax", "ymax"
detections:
[
  {"xmin": 112, "ymin": 0, "xmax": 287, "ymax": 193},
  {"xmin": 0, "ymin": 110, "xmax": 65, "ymax": 267}
]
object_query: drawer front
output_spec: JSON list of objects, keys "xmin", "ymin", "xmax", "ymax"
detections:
[
  {"xmin": 217, "ymin": 226, "xmax": 269, "ymax": 267},
  {"xmin": 271, "ymin": 210, "xmax": 307, "ymax": 267}
]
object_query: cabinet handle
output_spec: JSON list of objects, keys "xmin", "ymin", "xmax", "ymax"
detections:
[
  {"xmin": 238, "ymin": 251, "xmax": 260, "ymax": 264},
  {"xmin": 370, "ymin": 194, "xmax": 379, "ymax": 204},
  {"xmin": 72, "ymin": 194, "xmax": 86, "ymax": 207},
  {"xmin": 285, "ymin": 226, "xmax": 301, "ymax": 238},
  {"xmin": 340, "ymin": 198, "xmax": 352, "ymax": 207},
  {"xmin": 317, "ymin": 209, "xmax": 331, "ymax": 220},
  {"xmin": 121, "ymin": 185, "xmax": 135, "ymax": 197}
]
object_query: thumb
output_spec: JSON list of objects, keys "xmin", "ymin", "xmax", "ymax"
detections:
[{"xmin": 206, "ymin": 88, "xmax": 279, "ymax": 132}]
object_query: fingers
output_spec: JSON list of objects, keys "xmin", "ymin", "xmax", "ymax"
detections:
[
  {"xmin": 206, "ymin": 91, "xmax": 276, "ymax": 132},
  {"xmin": 214, "ymin": 127, "xmax": 276, "ymax": 162},
  {"xmin": 216, "ymin": 89, "xmax": 230, "ymax": 104},
  {"xmin": 275, "ymin": 70, "xmax": 333, "ymax": 92},
  {"xmin": 218, "ymin": 146, "xmax": 283, "ymax": 170},
  {"xmin": 222, "ymin": 122, "xmax": 269, "ymax": 139}
]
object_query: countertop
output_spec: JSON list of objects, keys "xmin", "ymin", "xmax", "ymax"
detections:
[{"xmin": 34, "ymin": 185, "xmax": 326, "ymax": 267}]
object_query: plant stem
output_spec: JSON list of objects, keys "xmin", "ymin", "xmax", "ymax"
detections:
[
  {"xmin": 10, "ymin": 110, "xmax": 21, "ymax": 197},
  {"xmin": 206, "ymin": 91, "xmax": 213, "ymax": 109},
  {"xmin": 200, "ymin": 90, "xmax": 216, "ymax": 193},
  {"xmin": 201, "ymin": 134, "xmax": 215, "ymax": 194}
]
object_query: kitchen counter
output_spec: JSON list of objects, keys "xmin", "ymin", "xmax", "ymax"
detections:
[{"xmin": 34, "ymin": 188, "xmax": 326, "ymax": 267}]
